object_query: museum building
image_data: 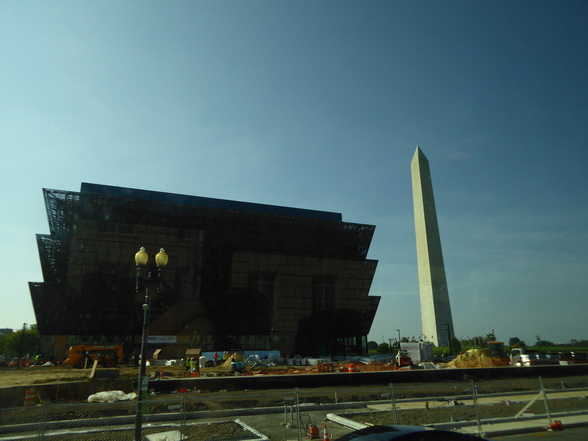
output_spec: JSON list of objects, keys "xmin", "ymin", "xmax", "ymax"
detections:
[{"xmin": 29, "ymin": 183, "xmax": 380, "ymax": 360}]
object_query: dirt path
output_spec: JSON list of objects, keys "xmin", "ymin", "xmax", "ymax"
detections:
[
  {"xmin": 0, "ymin": 365, "xmax": 188, "ymax": 388},
  {"xmin": 0, "ymin": 363, "xmax": 326, "ymax": 389}
]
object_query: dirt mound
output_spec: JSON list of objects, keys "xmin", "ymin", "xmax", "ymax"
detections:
[{"xmin": 447, "ymin": 350, "xmax": 510, "ymax": 368}]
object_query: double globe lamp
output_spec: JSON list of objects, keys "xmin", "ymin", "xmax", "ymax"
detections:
[{"xmin": 133, "ymin": 247, "xmax": 168, "ymax": 441}]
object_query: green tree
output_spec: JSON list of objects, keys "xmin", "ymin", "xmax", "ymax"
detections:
[
  {"xmin": 0, "ymin": 334, "xmax": 7, "ymax": 355},
  {"xmin": 2, "ymin": 326, "xmax": 39, "ymax": 358},
  {"xmin": 367, "ymin": 341, "xmax": 378, "ymax": 351},
  {"xmin": 450, "ymin": 337, "xmax": 462, "ymax": 354},
  {"xmin": 509, "ymin": 337, "xmax": 521, "ymax": 346},
  {"xmin": 377, "ymin": 343, "xmax": 390, "ymax": 354},
  {"xmin": 568, "ymin": 339, "xmax": 588, "ymax": 347}
]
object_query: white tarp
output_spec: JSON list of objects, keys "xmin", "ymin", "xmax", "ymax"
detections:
[{"xmin": 87, "ymin": 390, "xmax": 137, "ymax": 403}]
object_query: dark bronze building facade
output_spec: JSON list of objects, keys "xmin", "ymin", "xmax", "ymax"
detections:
[{"xmin": 30, "ymin": 183, "xmax": 380, "ymax": 359}]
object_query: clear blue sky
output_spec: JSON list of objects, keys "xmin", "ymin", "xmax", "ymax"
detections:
[{"xmin": 1, "ymin": 1, "xmax": 587, "ymax": 345}]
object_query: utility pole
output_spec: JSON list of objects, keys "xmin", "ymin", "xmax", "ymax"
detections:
[{"xmin": 16, "ymin": 323, "xmax": 27, "ymax": 370}]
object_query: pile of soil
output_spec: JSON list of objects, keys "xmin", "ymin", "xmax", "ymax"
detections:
[{"xmin": 446, "ymin": 351, "xmax": 510, "ymax": 368}]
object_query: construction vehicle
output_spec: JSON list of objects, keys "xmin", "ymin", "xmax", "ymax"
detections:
[
  {"xmin": 510, "ymin": 347, "xmax": 558, "ymax": 367},
  {"xmin": 400, "ymin": 342, "xmax": 434, "ymax": 364},
  {"xmin": 393, "ymin": 350, "xmax": 413, "ymax": 367},
  {"xmin": 487, "ymin": 341, "xmax": 505, "ymax": 357},
  {"xmin": 230, "ymin": 354, "xmax": 262, "ymax": 373},
  {"xmin": 64, "ymin": 345, "xmax": 124, "ymax": 369},
  {"xmin": 478, "ymin": 340, "xmax": 511, "ymax": 365}
]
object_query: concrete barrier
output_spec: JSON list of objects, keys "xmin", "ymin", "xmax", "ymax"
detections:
[{"xmin": 147, "ymin": 364, "xmax": 588, "ymax": 394}]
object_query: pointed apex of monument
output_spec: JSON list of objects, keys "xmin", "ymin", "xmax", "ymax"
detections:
[{"xmin": 412, "ymin": 146, "xmax": 428, "ymax": 163}]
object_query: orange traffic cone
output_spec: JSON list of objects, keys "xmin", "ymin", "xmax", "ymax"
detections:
[
  {"xmin": 24, "ymin": 388, "xmax": 37, "ymax": 407},
  {"xmin": 323, "ymin": 424, "xmax": 330, "ymax": 440}
]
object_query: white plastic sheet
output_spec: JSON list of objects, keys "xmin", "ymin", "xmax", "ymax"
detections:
[{"xmin": 87, "ymin": 390, "xmax": 137, "ymax": 403}]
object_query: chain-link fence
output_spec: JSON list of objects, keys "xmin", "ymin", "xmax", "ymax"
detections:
[{"xmin": 2, "ymin": 376, "xmax": 587, "ymax": 440}]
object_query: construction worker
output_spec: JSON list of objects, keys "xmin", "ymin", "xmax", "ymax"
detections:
[
  {"xmin": 189, "ymin": 357, "xmax": 197, "ymax": 374},
  {"xmin": 213, "ymin": 352, "xmax": 219, "ymax": 365}
]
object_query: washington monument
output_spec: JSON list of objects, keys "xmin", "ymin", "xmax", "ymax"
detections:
[{"xmin": 411, "ymin": 147, "xmax": 455, "ymax": 347}]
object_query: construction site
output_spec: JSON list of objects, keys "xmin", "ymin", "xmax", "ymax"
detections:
[
  {"xmin": 3, "ymin": 343, "xmax": 588, "ymax": 392},
  {"xmin": 2, "ymin": 358, "xmax": 588, "ymax": 441},
  {"xmin": 3, "ymin": 336, "xmax": 588, "ymax": 440},
  {"xmin": 0, "ymin": 352, "xmax": 479, "ymax": 390},
  {"xmin": 7, "ymin": 337, "xmax": 588, "ymax": 391}
]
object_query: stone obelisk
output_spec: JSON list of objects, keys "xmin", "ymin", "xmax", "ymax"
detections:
[{"xmin": 411, "ymin": 146, "xmax": 454, "ymax": 347}]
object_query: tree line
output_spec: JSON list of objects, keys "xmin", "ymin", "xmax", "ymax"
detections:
[
  {"xmin": 369, "ymin": 335, "xmax": 588, "ymax": 355},
  {"xmin": 0, "ymin": 325, "xmax": 40, "ymax": 360}
]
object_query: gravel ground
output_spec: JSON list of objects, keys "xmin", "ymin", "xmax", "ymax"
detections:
[{"xmin": 0, "ymin": 365, "xmax": 186, "ymax": 388}]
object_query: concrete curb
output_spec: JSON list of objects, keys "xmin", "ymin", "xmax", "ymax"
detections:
[{"xmin": 326, "ymin": 413, "xmax": 369, "ymax": 431}]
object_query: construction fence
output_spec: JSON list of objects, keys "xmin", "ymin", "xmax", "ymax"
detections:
[{"xmin": 1, "ymin": 376, "xmax": 587, "ymax": 441}]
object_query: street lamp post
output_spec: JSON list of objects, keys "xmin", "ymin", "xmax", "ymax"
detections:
[
  {"xmin": 134, "ymin": 247, "xmax": 168, "ymax": 441},
  {"xmin": 445, "ymin": 323, "xmax": 452, "ymax": 355}
]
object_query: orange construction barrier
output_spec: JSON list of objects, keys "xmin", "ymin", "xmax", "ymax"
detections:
[
  {"xmin": 307, "ymin": 424, "xmax": 319, "ymax": 439},
  {"xmin": 24, "ymin": 388, "xmax": 37, "ymax": 407}
]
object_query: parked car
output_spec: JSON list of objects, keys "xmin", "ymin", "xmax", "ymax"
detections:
[{"xmin": 333, "ymin": 425, "xmax": 493, "ymax": 440}]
